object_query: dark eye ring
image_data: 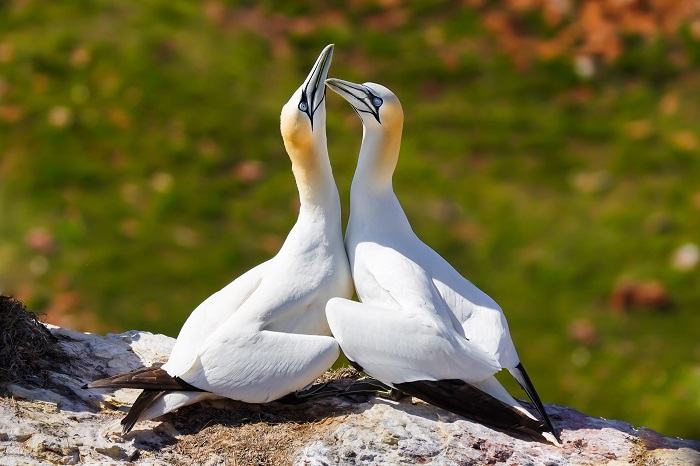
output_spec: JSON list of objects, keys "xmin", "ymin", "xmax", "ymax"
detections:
[
  {"xmin": 298, "ymin": 101, "xmax": 308, "ymax": 112},
  {"xmin": 372, "ymin": 97, "xmax": 383, "ymax": 107}
]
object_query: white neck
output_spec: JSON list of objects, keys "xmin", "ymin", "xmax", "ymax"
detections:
[
  {"xmin": 348, "ymin": 122, "xmax": 412, "ymax": 235},
  {"xmin": 351, "ymin": 124, "xmax": 401, "ymax": 196},
  {"xmin": 289, "ymin": 131, "xmax": 341, "ymax": 222}
]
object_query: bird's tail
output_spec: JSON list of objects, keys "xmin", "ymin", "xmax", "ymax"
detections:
[
  {"xmin": 395, "ymin": 378, "xmax": 556, "ymax": 444},
  {"xmin": 83, "ymin": 367, "xmax": 211, "ymax": 434},
  {"xmin": 509, "ymin": 362, "xmax": 560, "ymax": 443},
  {"xmin": 121, "ymin": 390, "xmax": 166, "ymax": 434},
  {"xmin": 83, "ymin": 366, "xmax": 204, "ymax": 391},
  {"xmin": 121, "ymin": 390, "xmax": 215, "ymax": 434}
]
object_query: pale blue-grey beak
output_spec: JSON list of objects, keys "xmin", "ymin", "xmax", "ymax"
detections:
[
  {"xmin": 325, "ymin": 77, "xmax": 382, "ymax": 123},
  {"xmin": 299, "ymin": 44, "xmax": 334, "ymax": 129}
]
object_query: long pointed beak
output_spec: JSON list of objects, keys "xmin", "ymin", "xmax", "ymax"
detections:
[
  {"xmin": 325, "ymin": 78, "xmax": 367, "ymax": 107},
  {"xmin": 325, "ymin": 78, "xmax": 380, "ymax": 123},
  {"xmin": 302, "ymin": 44, "xmax": 334, "ymax": 126}
]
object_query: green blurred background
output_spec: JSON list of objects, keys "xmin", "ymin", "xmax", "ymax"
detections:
[{"xmin": 1, "ymin": 0, "xmax": 698, "ymax": 440}]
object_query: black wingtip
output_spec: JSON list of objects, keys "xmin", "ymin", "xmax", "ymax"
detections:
[
  {"xmin": 82, "ymin": 367, "xmax": 205, "ymax": 392},
  {"xmin": 120, "ymin": 389, "xmax": 166, "ymax": 435},
  {"xmin": 81, "ymin": 383, "xmax": 89, "ymax": 389},
  {"xmin": 514, "ymin": 362, "xmax": 560, "ymax": 442},
  {"xmin": 121, "ymin": 418, "xmax": 136, "ymax": 435},
  {"xmin": 396, "ymin": 379, "xmax": 551, "ymax": 442}
]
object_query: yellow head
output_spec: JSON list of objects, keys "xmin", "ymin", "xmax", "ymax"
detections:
[
  {"xmin": 280, "ymin": 44, "xmax": 333, "ymax": 158},
  {"xmin": 324, "ymin": 79, "xmax": 404, "ymax": 135}
]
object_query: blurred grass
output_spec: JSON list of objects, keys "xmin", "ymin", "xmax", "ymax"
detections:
[{"xmin": 1, "ymin": 1, "xmax": 699, "ymax": 439}]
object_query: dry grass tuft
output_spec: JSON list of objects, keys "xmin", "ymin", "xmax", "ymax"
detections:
[
  {"xmin": 145, "ymin": 369, "xmax": 370, "ymax": 465},
  {"xmin": 314, "ymin": 366, "xmax": 361, "ymax": 383},
  {"xmin": 0, "ymin": 295, "xmax": 62, "ymax": 393},
  {"xmin": 160, "ymin": 396, "xmax": 351, "ymax": 466},
  {"xmin": 121, "ymin": 366, "xmax": 375, "ymax": 465},
  {"xmin": 171, "ymin": 415, "xmax": 335, "ymax": 466}
]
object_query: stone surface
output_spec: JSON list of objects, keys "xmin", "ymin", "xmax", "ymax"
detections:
[{"xmin": 0, "ymin": 326, "xmax": 697, "ymax": 465}]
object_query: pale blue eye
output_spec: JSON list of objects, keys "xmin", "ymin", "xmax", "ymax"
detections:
[
  {"xmin": 298, "ymin": 101, "xmax": 308, "ymax": 112},
  {"xmin": 372, "ymin": 97, "xmax": 383, "ymax": 107}
]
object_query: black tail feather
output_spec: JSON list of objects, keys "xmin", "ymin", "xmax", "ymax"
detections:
[
  {"xmin": 513, "ymin": 363, "xmax": 560, "ymax": 442},
  {"xmin": 121, "ymin": 390, "xmax": 167, "ymax": 434},
  {"xmin": 395, "ymin": 379, "xmax": 550, "ymax": 442},
  {"xmin": 84, "ymin": 367, "xmax": 206, "ymax": 435},
  {"xmin": 84, "ymin": 366, "xmax": 203, "ymax": 392}
]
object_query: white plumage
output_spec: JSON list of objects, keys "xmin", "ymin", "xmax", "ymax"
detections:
[
  {"xmin": 324, "ymin": 78, "xmax": 558, "ymax": 443},
  {"xmin": 87, "ymin": 45, "xmax": 353, "ymax": 433}
]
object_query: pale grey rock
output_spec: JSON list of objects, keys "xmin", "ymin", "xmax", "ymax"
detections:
[
  {"xmin": 0, "ymin": 325, "xmax": 698, "ymax": 466},
  {"xmin": 296, "ymin": 396, "xmax": 700, "ymax": 466}
]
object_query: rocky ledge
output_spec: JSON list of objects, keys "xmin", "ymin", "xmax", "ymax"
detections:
[{"xmin": 0, "ymin": 326, "xmax": 698, "ymax": 466}]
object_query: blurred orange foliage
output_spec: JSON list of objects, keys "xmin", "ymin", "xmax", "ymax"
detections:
[
  {"xmin": 481, "ymin": 0, "xmax": 700, "ymax": 69},
  {"xmin": 200, "ymin": 1, "xmax": 699, "ymax": 72}
]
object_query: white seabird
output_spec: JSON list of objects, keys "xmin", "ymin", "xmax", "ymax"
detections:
[
  {"xmin": 324, "ymin": 78, "xmax": 559, "ymax": 444},
  {"xmin": 86, "ymin": 45, "xmax": 353, "ymax": 434}
]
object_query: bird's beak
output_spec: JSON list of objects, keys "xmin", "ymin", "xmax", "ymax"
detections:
[
  {"xmin": 301, "ymin": 44, "xmax": 334, "ymax": 128},
  {"xmin": 325, "ymin": 78, "xmax": 380, "ymax": 123}
]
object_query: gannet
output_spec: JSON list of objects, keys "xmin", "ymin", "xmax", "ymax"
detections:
[
  {"xmin": 85, "ymin": 45, "xmax": 353, "ymax": 434},
  {"xmin": 324, "ymin": 78, "xmax": 559, "ymax": 444}
]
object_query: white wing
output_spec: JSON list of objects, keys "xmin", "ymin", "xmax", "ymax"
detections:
[
  {"xmin": 350, "ymin": 236, "xmax": 519, "ymax": 374},
  {"xmin": 163, "ymin": 260, "xmax": 268, "ymax": 375},
  {"xmin": 169, "ymin": 269, "xmax": 341, "ymax": 402},
  {"xmin": 345, "ymin": 241, "xmax": 502, "ymax": 383},
  {"xmin": 326, "ymin": 297, "xmax": 500, "ymax": 385},
  {"xmin": 413, "ymin": 241, "xmax": 521, "ymax": 368},
  {"xmin": 350, "ymin": 242, "xmax": 461, "ymax": 329},
  {"xmin": 180, "ymin": 323, "xmax": 339, "ymax": 403}
]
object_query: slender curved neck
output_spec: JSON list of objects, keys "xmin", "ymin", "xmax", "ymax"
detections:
[
  {"xmin": 351, "ymin": 123, "xmax": 402, "ymax": 196},
  {"xmin": 288, "ymin": 134, "xmax": 340, "ymax": 216},
  {"xmin": 348, "ymin": 122, "xmax": 414, "ymax": 241}
]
